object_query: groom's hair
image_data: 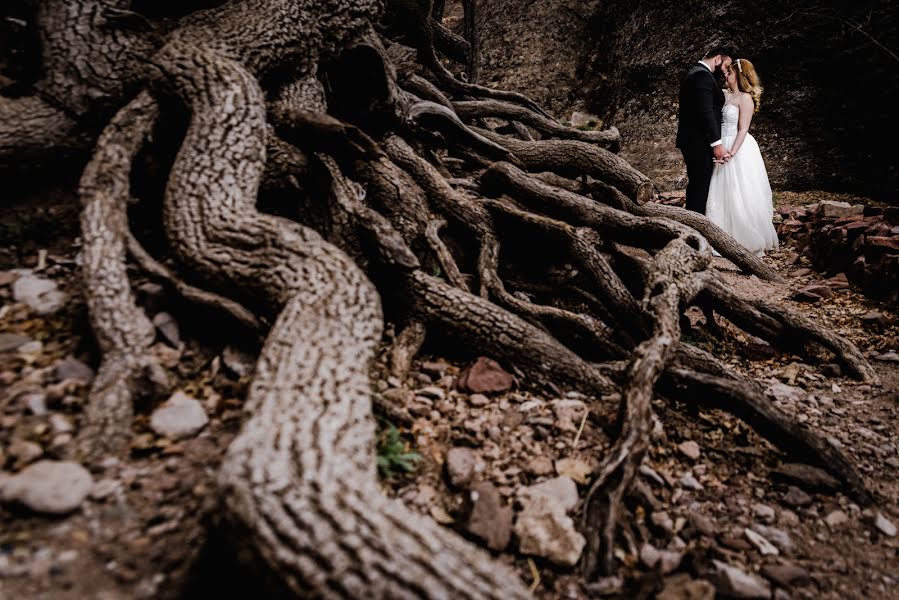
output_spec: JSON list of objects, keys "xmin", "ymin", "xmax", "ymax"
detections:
[{"xmin": 704, "ymin": 45, "xmax": 737, "ymax": 60}]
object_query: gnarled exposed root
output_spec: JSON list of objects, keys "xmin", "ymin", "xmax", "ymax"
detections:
[
  {"xmin": 153, "ymin": 34, "xmax": 529, "ymax": 597},
  {"xmin": 582, "ymin": 232, "xmax": 708, "ymax": 579},
  {"xmin": 74, "ymin": 91, "xmax": 168, "ymax": 465},
  {"xmin": 0, "ymin": 95, "xmax": 82, "ymax": 162}
]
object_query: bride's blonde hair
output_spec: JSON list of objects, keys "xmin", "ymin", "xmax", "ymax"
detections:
[{"xmin": 733, "ymin": 58, "xmax": 763, "ymax": 112}]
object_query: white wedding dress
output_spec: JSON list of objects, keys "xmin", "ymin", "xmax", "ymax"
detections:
[{"xmin": 705, "ymin": 96, "xmax": 779, "ymax": 255}]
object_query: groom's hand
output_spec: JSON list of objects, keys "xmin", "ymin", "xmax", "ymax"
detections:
[{"xmin": 713, "ymin": 145, "xmax": 728, "ymax": 163}]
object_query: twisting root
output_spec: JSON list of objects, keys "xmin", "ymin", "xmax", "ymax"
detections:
[
  {"xmin": 660, "ymin": 367, "xmax": 873, "ymax": 505},
  {"xmin": 152, "ymin": 28, "xmax": 529, "ymax": 597},
  {"xmin": 0, "ymin": 96, "xmax": 82, "ymax": 161},
  {"xmin": 582, "ymin": 234, "xmax": 708, "ymax": 578},
  {"xmin": 424, "ymin": 218, "xmax": 470, "ymax": 290},
  {"xmin": 125, "ymin": 232, "xmax": 265, "ymax": 333},
  {"xmin": 75, "ymin": 91, "xmax": 168, "ymax": 464}
]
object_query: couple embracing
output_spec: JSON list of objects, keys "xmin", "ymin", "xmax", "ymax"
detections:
[{"xmin": 676, "ymin": 45, "xmax": 779, "ymax": 256}]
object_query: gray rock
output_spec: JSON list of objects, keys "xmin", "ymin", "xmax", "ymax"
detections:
[
  {"xmin": 152, "ymin": 312, "xmax": 181, "ymax": 347},
  {"xmin": 771, "ymin": 463, "xmax": 839, "ymax": 492},
  {"xmin": 713, "ymin": 560, "xmax": 771, "ymax": 599},
  {"xmin": 49, "ymin": 414, "xmax": 73, "ymax": 434},
  {"xmin": 874, "ymin": 512, "xmax": 897, "ymax": 537},
  {"xmin": 445, "ymin": 447, "xmax": 481, "ymax": 488},
  {"xmin": 824, "ymin": 509, "xmax": 848, "ymax": 528},
  {"xmin": 150, "ymin": 392, "xmax": 208, "ymax": 440},
  {"xmin": 525, "ymin": 456, "xmax": 554, "ymax": 477},
  {"xmin": 751, "ymin": 524, "xmax": 796, "ymax": 554},
  {"xmin": 767, "ymin": 382, "xmax": 806, "ymax": 404},
  {"xmin": 52, "ymin": 358, "xmax": 95, "ymax": 385},
  {"xmin": 744, "ymin": 527, "xmax": 779, "ymax": 556},
  {"xmin": 464, "ymin": 483, "xmax": 512, "ymax": 551},
  {"xmin": 23, "ymin": 392, "xmax": 47, "ymax": 416},
  {"xmin": 677, "ymin": 440, "xmax": 701, "ymax": 460},
  {"xmin": 13, "ymin": 275, "xmax": 67, "ymax": 315},
  {"xmin": 90, "ymin": 478, "xmax": 121, "ymax": 500},
  {"xmin": 761, "ymin": 563, "xmax": 810, "ymax": 588},
  {"xmin": 656, "ymin": 574, "xmax": 715, "ymax": 600},
  {"xmin": 0, "ymin": 333, "xmax": 32, "ymax": 353},
  {"xmin": 680, "ymin": 473, "xmax": 704, "ymax": 491},
  {"xmin": 688, "ymin": 512, "xmax": 717, "ymax": 537},
  {"xmin": 753, "ymin": 503, "xmax": 776, "ymax": 523},
  {"xmin": 222, "ymin": 346, "xmax": 255, "ymax": 378},
  {"xmin": 518, "ymin": 476, "xmax": 579, "ymax": 512},
  {"xmin": 781, "ymin": 486, "xmax": 812, "ymax": 507},
  {"xmin": 651, "ymin": 510, "xmax": 675, "ymax": 534},
  {"xmin": 551, "ymin": 399, "xmax": 586, "ymax": 432},
  {"xmin": 514, "ymin": 494, "xmax": 585, "ymax": 566},
  {"xmin": 639, "ymin": 543, "xmax": 683, "ymax": 574},
  {"xmin": 0, "ymin": 460, "xmax": 93, "ymax": 514}
]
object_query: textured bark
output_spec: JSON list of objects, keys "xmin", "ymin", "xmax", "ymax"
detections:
[{"xmin": 75, "ymin": 91, "xmax": 166, "ymax": 464}]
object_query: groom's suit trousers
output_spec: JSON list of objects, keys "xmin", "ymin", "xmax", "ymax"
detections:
[{"xmin": 681, "ymin": 144, "xmax": 714, "ymax": 214}]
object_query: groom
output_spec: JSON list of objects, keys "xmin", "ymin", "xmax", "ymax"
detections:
[{"xmin": 676, "ymin": 45, "xmax": 736, "ymax": 213}]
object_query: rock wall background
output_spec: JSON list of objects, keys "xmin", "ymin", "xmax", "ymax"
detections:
[{"xmin": 473, "ymin": 0, "xmax": 899, "ymax": 200}]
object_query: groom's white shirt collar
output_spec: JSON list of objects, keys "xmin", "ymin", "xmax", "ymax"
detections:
[{"xmin": 698, "ymin": 60, "xmax": 723, "ymax": 147}]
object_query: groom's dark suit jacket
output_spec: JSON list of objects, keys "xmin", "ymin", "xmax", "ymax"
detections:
[
  {"xmin": 676, "ymin": 64, "xmax": 724, "ymax": 150},
  {"xmin": 676, "ymin": 63, "xmax": 725, "ymax": 213}
]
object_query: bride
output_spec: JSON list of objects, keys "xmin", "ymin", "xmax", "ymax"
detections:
[{"xmin": 705, "ymin": 58, "xmax": 779, "ymax": 256}]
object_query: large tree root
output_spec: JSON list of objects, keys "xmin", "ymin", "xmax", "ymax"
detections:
[
  {"xmin": 8, "ymin": 0, "xmax": 880, "ymax": 595},
  {"xmin": 74, "ymin": 91, "xmax": 168, "ymax": 465},
  {"xmin": 149, "ymin": 29, "xmax": 529, "ymax": 597}
]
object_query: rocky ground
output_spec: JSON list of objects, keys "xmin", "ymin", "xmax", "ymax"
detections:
[{"xmin": 0, "ymin": 187, "xmax": 897, "ymax": 600}]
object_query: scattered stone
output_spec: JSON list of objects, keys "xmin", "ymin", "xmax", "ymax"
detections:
[
  {"xmin": 651, "ymin": 511, "xmax": 675, "ymax": 534},
  {"xmin": 569, "ymin": 110, "xmax": 601, "ymax": 129},
  {"xmin": 13, "ymin": 274, "xmax": 67, "ymax": 315},
  {"xmin": 419, "ymin": 361, "xmax": 448, "ymax": 378},
  {"xmin": 468, "ymin": 393, "xmax": 490, "ymax": 407},
  {"xmin": 656, "ymin": 574, "xmax": 715, "ymax": 600},
  {"xmin": 555, "ymin": 457, "xmax": 592, "ymax": 484},
  {"xmin": 824, "ymin": 509, "xmax": 849, "ymax": 528},
  {"xmin": 152, "ymin": 312, "xmax": 180, "ymax": 346},
  {"xmin": 687, "ymin": 512, "xmax": 717, "ymax": 538},
  {"xmin": 416, "ymin": 386, "xmax": 446, "ymax": 400},
  {"xmin": 0, "ymin": 333, "xmax": 32, "ymax": 353},
  {"xmin": 23, "ymin": 392, "xmax": 48, "ymax": 416},
  {"xmin": 457, "ymin": 357, "xmax": 513, "ymax": 394},
  {"xmin": 677, "ymin": 440, "xmax": 701, "ymax": 460},
  {"xmin": 761, "ymin": 563, "xmax": 810, "ymax": 588},
  {"xmin": 753, "ymin": 503, "xmax": 776, "ymax": 523},
  {"xmin": 445, "ymin": 447, "xmax": 481, "ymax": 488},
  {"xmin": 518, "ymin": 476, "xmax": 579, "ymax": 512},
  {"xmin": 874, "ymin": 512, "xmax": 897, "ymax": 537},
  {"xmin": 875, "ymin": 351, "xmax": 899, "ymax": 363},
  {"xmin": 525, "ymin": 456, "xmax": 554, "ymax": 477},
  {"xmin": 222, "ymin": 346, "xmax": 255, "ymax": 378},
  {"xmin": 713, "ymin": 560, "xmax": 771, "ymax": 599},
  {"xmin": 90, "ymin": 479, "xmax": 120, "ymax": 500},
  {"xmin": 52, "ymin": 358, "xmax": 95, "ymax": 385},
  {"xmin": 680, "ymin": 473, "xmax": 704, "ymax": 491},
  {"xmin": 771, "ymin": 463, "xmax": 839, "ymax": 492},
  {"xmin": 514, "ymin": 493, "xmax": 585, "ymax": 566},
  {"xmin": 463, "ymin": 483, "xmax": 512, "ymax": 551},
  {"xmin": 17, "ymin": 340, "xmax": 43, "ymax": 361},
  {"xmin": 751, "ymin": 525, "xmax": 796, "ymax": 554},
  {"xmin": 9, "ymin": 439, "xmax": 43, "ymax": 469},
  {"xmin": 767, "ymin": 382, "xmax": 806, "ymax": 404},
  {"xmin": 859, "ymin": 311, "xmax": 887, "ymax": 328},
  {"xmin": 551, "ymin": 399, "xmax": 586, "ymax": 432},
  {"xmin": 744, "ymin": 528, "xmax": 779, "ymax": 556},
  {"xmin": 816, "ymin": 200, "xmax": 863, "ymax": 218},
  {"xmin": 49, "ymin": 414, "xmax": 73, "ymax": 434},
  {"xmin": 149, "ymin": 392, "xmax": 208, "ymax": 440},
  {"xmin": 0, "ymin": 460, "xmax": 93, "ymax": 514},
  {"xmin": 781, "ymin": 486, "xmax": 812, "ymax": 508},
  {"xmin": 789, "ymin": 285, "xmax": 830, "ymax": 302},
  {"xmin": 639, "ymin": 543, "xmax": 683, "ymax": 574}
]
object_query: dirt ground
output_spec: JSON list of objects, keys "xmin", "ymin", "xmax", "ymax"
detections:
[{"xmin": 0, "ymin": 187, "xmax": 897, "ymax": 599}]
